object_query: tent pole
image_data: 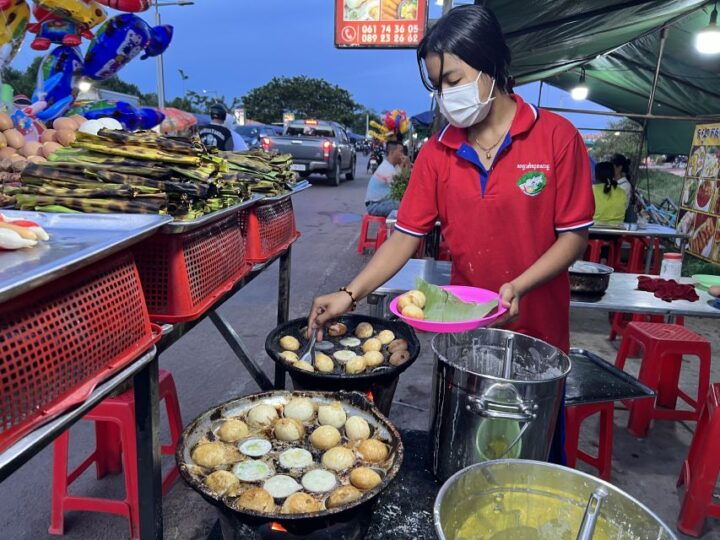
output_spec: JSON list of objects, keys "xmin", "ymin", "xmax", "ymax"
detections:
[
  {"xmin": 537, "ymin": 81, "xmax": 543, "ymax": 106},
  {"xmin": 540, "ymin": 107, "xmax": 718, "ymax": 122}
]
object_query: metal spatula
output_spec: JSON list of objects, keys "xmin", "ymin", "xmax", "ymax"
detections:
[{"xmin": 299, "ymin": 328, "xmax": 317, "ymax": 365}]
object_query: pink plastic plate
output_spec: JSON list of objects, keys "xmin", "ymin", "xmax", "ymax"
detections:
[{"xmin": 389, "ymin": 285, "xmax": 506, "ymax": 333}]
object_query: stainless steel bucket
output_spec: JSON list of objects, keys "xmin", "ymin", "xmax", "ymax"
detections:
[
  {"xmin": 430, "ymin": 329, "xmax": 570, "ymax": 482},
  {"xmin": 434, "ymin": 460, "xmax": 677, "ymax": 540}
]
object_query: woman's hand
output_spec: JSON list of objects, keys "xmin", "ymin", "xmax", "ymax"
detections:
[
  {"xmin": 491, "ymin": 282, "xmax": 521, "ymax": 327},
  {"xmin": 307, "ymin": 291, "xmax": 354, "ymax": 340}
]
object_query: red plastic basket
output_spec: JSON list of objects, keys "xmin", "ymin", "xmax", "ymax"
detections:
[
  {"xmin": 243, "ymin": 197, "xmax": 300, "ymax": 263},
  {"xmin": 0, "ymin": 252, "xmax": 159, "ymax": 453},
  {"xmin": 133, "ymin": 212, "xmax": 250, "ymax": 323}
]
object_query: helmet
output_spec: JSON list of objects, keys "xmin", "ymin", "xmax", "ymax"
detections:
[{"xmin": 209, "ymin": 103, "xmax": 227, "ymax": 121}]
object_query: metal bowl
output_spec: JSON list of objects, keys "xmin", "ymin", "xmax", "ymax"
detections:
[
  {"xmin": 569, "ymin": 261, "xmax": 614, "ymax": 295},
  {"xmin": 176, "ymin": 390, "xmax": 404, "ymax": 524},
  {"xmin": 434, "ymin": 460, "xmax": 677, "ymax": 540}
]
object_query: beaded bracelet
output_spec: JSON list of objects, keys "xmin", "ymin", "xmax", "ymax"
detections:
[{"xmin": 339, "ymin": 287, "xmax": 357, "ymax": 311}]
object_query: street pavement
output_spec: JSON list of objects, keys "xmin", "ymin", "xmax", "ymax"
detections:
[{"xmin": 1, "ymin": 155, "xmax": 719, "ymax": 539}]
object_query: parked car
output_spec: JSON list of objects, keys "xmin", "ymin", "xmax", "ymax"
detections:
[
  {"xmin": 235, "ymin": 124, "xmax": 278, "ymax": 149},
  {"xmin": 262, "ymin": 119, "xmax": 356, "ymax": 186}
]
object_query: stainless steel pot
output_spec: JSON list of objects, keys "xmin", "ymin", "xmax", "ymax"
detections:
[
  {"xmin": 569, "ymin": 261, "xmax": 614, "ymax": 295},
  {"xmin": 430, "ymin": 329, "xmax": 570, "ymax": 482},
  {"xmin": 434, "ymin": 460, "xmax": 677, "ymax": 540}
]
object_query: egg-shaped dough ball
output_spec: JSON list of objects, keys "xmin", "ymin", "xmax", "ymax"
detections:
[
  {"xmin": 345, "ymin": 355, "xmax": 367, "ymax": 375},
  {"xmin": 281, "ymin": 492, "xmax": 320, "ymax": 514},
  {"xmin": 397, "ymin": 294, "xmax": 415, "ymax": 311},
  {"xmin": 327, "ymin": 322, "xmax": 348, "ymax": 337},
  {"xmin": 309, "ymin": 425, "xmax": 342, "ymax": 450},
  {"xmin": 390, "ymin": 350, "xmax": 411, "ymax": 367},
  {"xmin": 407, "ymin": 289, "xmax": 427, "ymax": 308},
  {"xmin": 283, "ymin": 397, "xmax": 315, "ymax": 422},
  {"xmin": 236, "ymin": 487, "xmax": 275, "ymax": 513},
  {"xmin": 354, "ymin": 322, "xmax": 374, "ymax": 338},
  {"xmin": 314, "ymin": 352, "xmax": 334, "ymax": 373},
  {"xmin": 349, "ymin": 467, "xmax": 382, "ymax": 490},
  {"xmin": 327, "ymin": 485, "xmax": 363, "ymax": 508},
  {"xmin": 387, "ymin": 339, "xmax": 409, "ymax": 353},
  {"xmin": 280, "ymin": 351, "xmax": 298, "ymax": 363},
  {"xmin": 192, "ymin": 442, "xmax": 242, "ymax": 468},
  {"xmin": 345, "ymin": 416, "xmax": 371, "ymax": 441},
  {"xmin": 401, "ymin": 304, "xmax": 424, "ymax": 320},
  {"xmin": 358, "ymin": 439, "xmax": 389, "ymax": 463},
  {"xmin": 205, "ymin": 470, "xmax": 240, "ymax": 495},
  {"xmin": 274, "ymin": 418, "xmax": 305, "ymax": 442},
  {"xmin": 362, "ymin": 338, "xmax": 382, "ymax": 353},
  {"xmin": 363, "ymin": 351, "xmax": 385, "ymax": 368},
  {"xmin": 279, "ymin": 335, "xmax": 300, "ymax": 351},
  {"xmin": 377, "ymin": 329, "xmax": 395, "ymax": 345},
  {"xmin": 294, "ymin": 360, "xmax": 314, "ymax": 372},
  {"xmin": 322, "ymin": 446, "xmax": 355, "ymax": 472},
  {"xmin": 317, "ymin": 402, "xmax": 347, "ymax": 428},
  {"xmin": 247, "ymin": 403, "xmax": 279, "ymax": 428},
  {"xmin": 217, "ymin": 418, "xmax": 249, "ymax": 442}
]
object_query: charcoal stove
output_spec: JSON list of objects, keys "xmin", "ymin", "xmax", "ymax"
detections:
[{"xmin": 265, "ymin": 315, "xmax": 421, "ymax": 416}]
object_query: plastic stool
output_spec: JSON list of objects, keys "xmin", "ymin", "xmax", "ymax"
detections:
[
  {"xmin": 49, "ymin": 369, "xmax": 183, "ymax": 539},
  {"xmin": 614, "ymin": 323, "xmax": 711, "ymax": 438},
  {"xmin": 615, "ymin": 237, "xmax": 661, "ymax": 274},
  {"xmin": 608, "ymin": 313, "xmax": 684, "ymax": 354},
  {"xmin": 584, "ymin": 239, "xmax": 616, "ymax": 265},
  {"xmin": 565, "ymin": 402, "xmax": 614, "ymax": 480},
  {"xmin": 357, "ymin": 214, "xmax": 387, "ymax": 254},
  {"xmin": 677, "ymin": 384, "xmax": 720, "ymax": 536}
]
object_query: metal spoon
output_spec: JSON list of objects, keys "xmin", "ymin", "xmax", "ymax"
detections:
[{"xmin": 299, "ymin": 328, "xmax": 317, "ymax": 365}]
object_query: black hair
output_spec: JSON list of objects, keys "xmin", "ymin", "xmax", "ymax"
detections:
[
  {"xmin": 417, "ymin": 4, "xmax": 512, "ymax": 94},
  {"xmin": 595, "ymin": 161, "xmax": 617, "ymax": 194},
  {"xmin": 611, "ymin": 153, "xmax": 631, "ymax": 182},
  {"xmin": 386, "ymin": 140, "xmax": 403, "ymax": 153},
  {"xmin": 209, "ymin": 103, "xmax": 227, "ymax": 121}
]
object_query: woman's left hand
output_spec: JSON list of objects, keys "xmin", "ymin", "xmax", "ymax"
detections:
[{"xmin": 491, "ymin": 282, "xmax": 521, "ymax": 327}]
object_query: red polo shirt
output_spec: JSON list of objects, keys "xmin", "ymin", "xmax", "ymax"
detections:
[{"xmin": 396, "ymin": 94, "xmax": 594, "ymax": 352}]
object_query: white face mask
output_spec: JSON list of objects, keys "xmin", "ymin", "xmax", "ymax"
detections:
[{"xmin": 436, "ymin": 72, "xmax": 496, "ymax": 128}]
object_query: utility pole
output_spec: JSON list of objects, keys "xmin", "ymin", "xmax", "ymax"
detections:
[{"xmin": 154, "ymin": 1, "xmax": 165, "ymax": 109}]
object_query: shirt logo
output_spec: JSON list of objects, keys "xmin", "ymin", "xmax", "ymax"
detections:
[{"xmin": 517, "ymin": 171, "xmax": 547, "ymax": 196}]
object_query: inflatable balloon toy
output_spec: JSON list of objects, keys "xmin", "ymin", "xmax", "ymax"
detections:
[
  {"xmin": 31, "ymin": 45, "xmax": 83, "ymax": 122},
  {"xmin": 34, "ymin": 0, "xmax": 106, "ymax": 29},
  {"xmin": 384, "ymin": 109, "xmax": 409, "ymax": 136},
  {"xmin": 83, "ymin": 14, "xmax": 164, "ymax": 80},
  {"xmin": 0, "ymin": 0, "xmax": 30, "ymax": 68},
  {"xmin": 94, "ymin": 0, "xmax": 151, "ymax": 12},
  {"xmin": 141, "ymin": 23, "xmax": 172, "ymax": 59},
  {"xmin": 27, "ymin": 5, "xmax": 96, "ymax": 50},
  {"xmin": 137, "ymin": 106, "xmax": 164, "ymax": 130},
  {"xmin": 68, "ymin": 98, "xmax": 141, "ymax": 130}
]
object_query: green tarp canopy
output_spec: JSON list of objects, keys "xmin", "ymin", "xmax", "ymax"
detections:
[{"xmin": 475, "ymin": 0, "xmax": 719, "ymax": 154}]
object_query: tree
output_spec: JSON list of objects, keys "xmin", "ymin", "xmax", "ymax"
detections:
[
  {"xmin": 2, "ymin": 57, "xmax": 43, "ymax": 98},
  {"xmin": 243, "ymin": 76, "xmax": 363, "ymax": 129},
  {"xmin": 589, "ymin": 118, "xmax": 646, "ymax": 163}
]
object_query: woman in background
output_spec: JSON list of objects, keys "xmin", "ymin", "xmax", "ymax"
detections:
[
  {"xmin": 611, "ymin": 153, "xmax": 633, "ymax": 208},
  {"xmin": 593, "ymin": 161, "xmax": 628, "ymax": 223}
]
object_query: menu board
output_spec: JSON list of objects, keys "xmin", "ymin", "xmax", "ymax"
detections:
[
  {"xmin": 334, "ymin": 0, "xmax": 428, "ymax": 49},
  {"xmin": 677, "ymin": 123, "xmax": 720, "ymax": 264}
]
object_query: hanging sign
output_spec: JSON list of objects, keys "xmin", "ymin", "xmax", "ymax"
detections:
[
  {"xmin": 334, "ymin": 0, "xmax": 428, "ymax": 49},
  {"xmin": 677, "ymin": 123, "xmax": 720, "ymax": 264}
]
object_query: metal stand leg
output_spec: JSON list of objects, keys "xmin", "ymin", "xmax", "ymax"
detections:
[
  {"xmin": 134, "ymin": 355, "xmax": 162, "ymax": 540},
  {"xmin": 209, "ymin": 311, "xmax": 273, "ymax": 391},
  {"xmin": 275, "ymin": 247, "xmax": 292, "ymax": 389},
  {"xmin": 644, "ymin": 239, "xmax": 654, "ymax": 274}
]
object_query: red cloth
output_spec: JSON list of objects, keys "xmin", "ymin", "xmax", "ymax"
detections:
[{"xmin": 637, "ymin": 276, "xmax": 699, "ymax": 302}]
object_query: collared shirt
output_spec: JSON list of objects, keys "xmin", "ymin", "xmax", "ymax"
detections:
[
  {"xmin": 365, "ymin": 159, "xmax": 400, "ymax": 203},
  {"xmin": 396, "ymin": 94, "xmax": 594, "ymax": 352}
]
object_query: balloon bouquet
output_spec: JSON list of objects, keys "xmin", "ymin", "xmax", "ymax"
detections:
[
  {"xmin": 0, "ymin": 0, "xmax": 173, "ymax": 138},
  {"xmin": 368, "ymin": 109, "xmax": 410, "ymax": 142}
]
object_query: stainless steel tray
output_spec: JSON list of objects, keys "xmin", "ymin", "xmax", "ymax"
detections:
[
  {"xmin": 257, "ymin": 180, "xmax": 311, "ymax": 203},
  {"xmin": 0, "ymin": 210, "xmax": 171, "ymax": 303},
  {"xmin": 160, "ymin": 195, "xmax": 261, "ymax": 234}
]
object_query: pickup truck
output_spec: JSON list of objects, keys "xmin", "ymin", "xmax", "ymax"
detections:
[{"xmin": 262, "ymin": 119, "xmax": 356, "ymax": 186}]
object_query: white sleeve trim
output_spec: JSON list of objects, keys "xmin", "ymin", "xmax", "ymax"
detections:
[
  {"xmin": 556, "ymin": 220, "xmax": 594, "ymax": 232},
  {"xmin": 437, "ymin": 124, "xmax": 451, "ymax": 142},
  {"xmin": 394, "ymin": 224, "xmax": 427, "ymax": 238}
]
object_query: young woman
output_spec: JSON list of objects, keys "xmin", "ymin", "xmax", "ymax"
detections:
[
  {"xmin": 593, "ymin": 161, "xmax": 628, "ymax": 223},
  {"xmin": 308, "ymin": 5, "xmax": 595, "ymax": 462},
  {"xmin": 611, "ymin": 153, "xmax": 633, "ymax": 208}
]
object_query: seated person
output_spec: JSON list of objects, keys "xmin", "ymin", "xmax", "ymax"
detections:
[
  {"xmin": 593, "ymin": 161, "xmax": 628, "ymax": 223},
  {"xmin": 365, "ymin": 141, "xmax": 406, "ymax": 217}
]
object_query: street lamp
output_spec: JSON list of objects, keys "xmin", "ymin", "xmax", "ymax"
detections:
[
  {"xmin": 154, "ymin": 0, "xmax": 194, "ymax": 109},
  {"xmin": 696, "ymin": 4, "xmax": 720, "ymax": 54}
]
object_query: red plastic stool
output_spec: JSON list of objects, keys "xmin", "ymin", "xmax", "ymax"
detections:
[
  {"xmin": 677, "ymin": 384, "xmax": 720, "ymax": 537},
  {"xmin": 615, "ymin": 237, "xmax": 662, "ymax": 274},
  {"xmin": 49, "ymin": 369, "xmax": 183, "ymax": 539},
  {"xmin": 565, "ymin": 402, "xmax": 614, "ymax": 480},
  {"xmin": 584, "ymin": 239, "xmax": 616, "ymax": 265},
  {"xmin": 608, "ymin": 313, "xmax": 684, "ymax": 355},
  {"xmin": 357, "ymin": 214, "xmax": 388, "ymax": 254},
  {"xmin": 614, "ymin": 323, "xmax": 711, "ymax": 438}
]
